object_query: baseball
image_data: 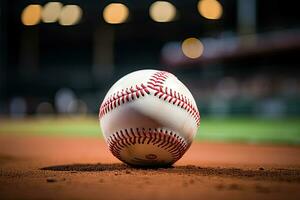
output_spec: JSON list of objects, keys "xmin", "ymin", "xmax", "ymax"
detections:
[{"xmin": 99, "ymin": 69, "xmax": 200, "ymax": 167}]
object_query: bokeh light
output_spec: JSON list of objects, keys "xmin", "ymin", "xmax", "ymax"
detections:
[
  {"xmin": 42, "ymin": 2, "xmax": 63, "ymax": 23},
  {"xmin": 181, "ymin": 38, "xmax": 204, "ymax": 59},
  {"xmin": 161, "ymin": 42, "xmax": 185, "ymax": 63},
  {"xmin": 21, "ymin": 4, "xmax": 42, "ymax": 26},
  {"xmin": 67, "ymin": 99, "xmax": 88, "ymax": 115},
  {"xmin": 59, "ymin": 5, "xmax": 82, "ymax": 26},
  {"xmin": 197, "ymin": 0, "xmax": 223, "ymax": 20},
  {"xmin": 36, "ymin": 102, "xmax": 54, "ymax": 115},
  {"xmin": 149, "ymin": 1, "xmax": 176, "ymax": 22},
  {"xmin": 55, "ymin": 88, "xmax": 76, "ymax": 113},
  {"xmin": 103, "ymin": 3, "xmax": 129, "ymax": 24},
  {"xmin": 9, "ymin": 97, "xmax": 27, "ymax": 118}
]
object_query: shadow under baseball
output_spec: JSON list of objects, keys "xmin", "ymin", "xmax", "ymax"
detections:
[{"xmin": 41, "ymin": 163, "xmax": 300, "ymax": 182}]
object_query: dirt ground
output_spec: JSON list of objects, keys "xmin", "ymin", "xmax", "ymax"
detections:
[{"xmin": 1, "ymin": 135, "xmax": 300, "ymax": 200}]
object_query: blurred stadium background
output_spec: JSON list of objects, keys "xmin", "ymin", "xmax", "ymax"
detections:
[{"xmin": 0, "ymin": 0, "xmax": 299, "ymax": 144}]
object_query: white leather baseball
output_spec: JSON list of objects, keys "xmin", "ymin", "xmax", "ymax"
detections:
[{"xmin": 99, "ymin": 69, "xmax": 200, "ymax": 166}]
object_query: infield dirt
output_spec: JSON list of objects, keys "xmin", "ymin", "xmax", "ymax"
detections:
[{"xmin": 1, "ymin": 135, "xmax": 300, "ymax": 200}]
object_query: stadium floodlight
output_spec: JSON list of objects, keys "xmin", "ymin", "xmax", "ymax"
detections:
[
  {"xmin": 21, "ymin": 4, "xmax": 42, "ymax": 26},
  {"xmin": 197, "ymin": 0, "xmax": 223, "ymax": 20},
  {"xmin": 103, "ymin": 3, "xmax": 129, "ymax": 24},
  {"xmin": 58, "ymin": 5, "xmax": 82, "ymax": 26},
  {"xmin": 181, "ymin": 38, "xmax": 204, "ymax": 59},
  {"xmin": 149, "ymin": 1, "xmax": 176, "ymax": 22},
  {"xmin": 42, "ymin": 2, "xmax": 63, "ymax": 23}
]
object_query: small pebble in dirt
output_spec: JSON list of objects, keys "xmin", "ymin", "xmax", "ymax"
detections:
[
  {"xmin": 125, "ymin": 170, "xmax": 131, "ymax": 174},
  {"xmin": 46, "ymin": 178, "xmax": 57, "ymax": 183},
  {"xmin": 259, "ymin": 167, "xmax": 264, "ymax": 171},
  {"xmin": 99, "ymin": 179, "xmax": 104, "ymax": 183},
  {"xmin": 189, "ymin": 179, "xmax": 195, "ymax": 184},
  {"xmin": 215, "ymin": 184, "xmax": 224, "ymax": 190}
]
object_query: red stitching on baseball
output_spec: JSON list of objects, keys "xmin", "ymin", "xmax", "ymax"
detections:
[
  {"xmin": 107, "ymin": 128, "xmax": 189, "ymax": 164},
  {"xmin": 99, "ymin": 83, "xmax": 150, "ymax": 118},
  {"xmin": 147, "ymin": 71, "xmax": 200, "ymax": 126},
  {"xmin": 99, "ymin": 71, "xmax": 200, "ymax": 126}
]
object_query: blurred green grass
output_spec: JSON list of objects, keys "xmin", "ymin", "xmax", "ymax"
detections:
[{"xmin": 0, "ymin": 116, "xmax": 299, "ymax": 145}]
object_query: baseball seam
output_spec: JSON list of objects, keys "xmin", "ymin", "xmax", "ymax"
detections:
[
  {"xmin": 147, "ymin": 72, "xmax": 200, "ymax": 126},
  {"xmin": 99, "ymin": 71, "xmax": 200, "ymax": 126},
  {"xmin": 99, "ymin": 83, "xmax": 150, "ymax": 118},
  {"xmin": 107, "ymin": 128, "xmax": 189, "ymax": 163}
]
